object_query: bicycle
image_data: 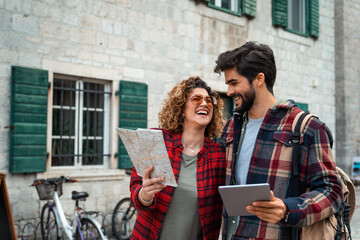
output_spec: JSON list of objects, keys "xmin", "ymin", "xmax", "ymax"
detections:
[
  {"xmin": 31, "ymin": 176, "xmax": 108, "ymax": 240},
  {"xmin": 111, "ymin": 197, "xmax": 137, "ymax": 240}
]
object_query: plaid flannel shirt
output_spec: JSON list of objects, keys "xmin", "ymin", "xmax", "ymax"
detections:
[
  {"xmin": 221, "ymin": 100, "xmax": 343, "ymax": 240},
  {"xmin": 130, "ymin": 129, "xmax": 226, "ymax": 240}
]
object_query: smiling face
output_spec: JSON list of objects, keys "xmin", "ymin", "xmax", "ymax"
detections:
[
  {"xmin": 183, "ymin": 88, "xmax": 214, "ymax": 130},
  {"xmin": 225, "ymin": 67, "xmax": 256, "ymax": 113}
]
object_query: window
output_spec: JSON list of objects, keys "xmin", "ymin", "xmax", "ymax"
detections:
[
  {"xmin": 287, "ymin": 0, "xmax": 306, "ymax": 34},
  {"xmin": 214, "ymin": 93, "xmax": 233, "ymax": 143},
  {"xmin": 9, "ymin": 66, "xmax": 149, "ymax": 173},
  {"xmin": 206, "ymin": 0, "xmax": 256, "ymax": 18},
  {"xmin": 272, "ymin": 0, "xmax": 319, "ymax": 37},
  {"xmin": 219, "ymin": 92, "xmax": 234, "ymax": 120},
  {"xmin": 210, "ymin": 0, "xmax": 239, "ymax": 13},
  {"xmin": 51, "ymin": 75, "xmax": 111, "ymax": 168}
]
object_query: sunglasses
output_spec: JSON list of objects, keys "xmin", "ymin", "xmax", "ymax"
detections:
[{"xmin": 189, "ymin": 94, "xmax": 217, "ymax": 108}]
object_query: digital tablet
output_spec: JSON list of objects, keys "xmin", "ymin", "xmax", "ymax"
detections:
[{"xmin": 218, "ymin": 183, "xmax": 271, "ymax": 216}]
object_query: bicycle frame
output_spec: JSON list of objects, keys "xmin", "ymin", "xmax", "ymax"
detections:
[
  {"xmin": 49, "ymin": 190, "xmax": 108, "ymax": 240},
  {"xmin": 51, "ymin": 190, "xmax": 75, "ymax": 239}
]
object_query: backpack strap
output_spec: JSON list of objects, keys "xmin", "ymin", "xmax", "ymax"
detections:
[
  {"xmin": 291, "ymin": 112, "xmax": 307, "ymax": 179},
  {"xmin": 291, "ymin": 111, "xmax": 317, "ymax": 197},
  {"xmin": 325, "ymin": 125, "xmax": 334, "ymax": 149},
  {"xmin": 290, "ymin": 111, "xmax": 317, "ymax": 240},
  {"xmin": 335, "ymin": 167, "xmax": 354, "ymax": 240},
  {"xmin": 336, "ymin": 167, "xmax": 356, "ymax": 222}
]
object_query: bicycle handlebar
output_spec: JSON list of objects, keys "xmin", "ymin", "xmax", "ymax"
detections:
[{"xmin": 30, "ymin": 176, "xmax": 78, "ymax": 187}]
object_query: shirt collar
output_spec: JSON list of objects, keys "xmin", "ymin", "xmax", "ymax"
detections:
[
  {"xmin": 235, "ymin": 99, "xmax": 296, "ymax": 119},
  {"xmin": 272, "ymin": 99, "xmax": 296, "ymax": 110}
]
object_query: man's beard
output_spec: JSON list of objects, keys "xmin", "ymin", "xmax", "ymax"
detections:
[{"xmin": 234, "ymin": 85, "xmax": 256, "ymax": 113}]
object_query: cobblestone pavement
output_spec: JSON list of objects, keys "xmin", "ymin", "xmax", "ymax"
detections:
[{"xmin": 351, "ymin": 185, "xmax": 360, "ymax": 240}]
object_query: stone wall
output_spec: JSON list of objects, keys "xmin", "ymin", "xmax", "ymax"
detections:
[
  {"xmin": 335, "ymin": 0, "xmax": 360, "ymax": 174},
  {"xmin": 0, "ymin": 0, "xmax": 340, "ymax": 233},
  {"xmin": 249, "ymin": 0, "xmax": 336, "ymax": 130}
]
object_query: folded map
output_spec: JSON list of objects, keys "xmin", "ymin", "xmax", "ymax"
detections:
[{"xmin": 116, "ymin": 128, "xmax": 177, "ymax": 187}]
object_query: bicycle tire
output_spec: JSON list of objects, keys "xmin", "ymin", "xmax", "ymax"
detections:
[
  {"xmin": 40, "ymin": 203, "xmax": 59, "ymax": 240},
  {"xmin": 112, "ymin": 197, "xmax": 137, "ymax": 240},
  {"xmin": 75, "ymin": 217, "xmax": 103, "ymax": 240}
]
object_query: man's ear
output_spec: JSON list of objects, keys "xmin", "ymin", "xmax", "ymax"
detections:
[{"xmin": 255, "ymin": 73, "xmax": 265, "ymax": 87}]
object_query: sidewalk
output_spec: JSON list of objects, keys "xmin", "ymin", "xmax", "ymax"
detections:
[{"xmin": 351, "ymin": 185, "xmax": 360, "ymax": 240}]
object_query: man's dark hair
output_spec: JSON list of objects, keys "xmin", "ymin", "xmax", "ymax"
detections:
[{"xmin": 214, "ymin": 41, "xmax": 276, "ymax": 94}]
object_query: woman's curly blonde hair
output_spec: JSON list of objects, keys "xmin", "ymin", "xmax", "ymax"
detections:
[{"xmin": 158, "ymin": 76, "xmax": 225, "ymax": 138}]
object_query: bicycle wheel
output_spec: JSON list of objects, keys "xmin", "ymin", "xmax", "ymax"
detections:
[
  {"xmin": 112, "ymin": 197, "xmax": 137, "ymax": 240},
  {"xmin": 40, "ymin": 203, "xmax": 59, "ymax": 240},
  {"xmin": 75, "ymin": 218, "xmax": 103, "ymax": 240}
]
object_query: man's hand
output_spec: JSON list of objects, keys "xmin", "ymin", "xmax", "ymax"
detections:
[
  {"xmin": 140, "ymin": 166, "xmax": 167, "ymax": 205},
  {"xmin": 246, "ymin": 191, "xmax": 287, "ymax": 224}
]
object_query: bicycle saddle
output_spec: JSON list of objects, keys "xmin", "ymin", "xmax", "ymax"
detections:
[{"xmin": 71, "ymin": 191, "xmax": 89, "ymax": 200}]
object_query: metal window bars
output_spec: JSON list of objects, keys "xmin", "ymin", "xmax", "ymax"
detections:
[{"xmin": 52, "ymin": 77, "xmax": 111, "ymax": 167}]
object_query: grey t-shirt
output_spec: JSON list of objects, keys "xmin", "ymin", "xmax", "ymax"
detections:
[
  {"xmin": 227, "ymin": 117, "xmax": 264, "ymax": 240},
  {"xmin": 235, "ymin": 117, "xmax": 264, "ymax": 185},
  {"xmin": 159, "ymin": 153, "xmax": 202, "ymax": 240}
]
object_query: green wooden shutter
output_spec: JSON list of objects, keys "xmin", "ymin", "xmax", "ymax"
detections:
[
  {"xmin": 117, "ymin": 80, "xmax": 148, "ymax": 169},
  {"xmin": 272, "ymin": 0, "xmax": 287, "ymax": 27},
  {"xmin": 242, "ymin": 0, "xmax": 256, "ymax": 18},
  {"xmin": 296, "ymin": 102, "xmax": 309, "ymax": 112},
  {"xmin": 309, "ymin": 0, "xmax": 319, "ymax": 37},
  {"xmin": 9, "ymin": 66, "xmax": 48, "ymax": 173}
]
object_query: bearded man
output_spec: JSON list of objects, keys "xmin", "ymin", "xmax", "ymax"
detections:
[{"xmin": 215, "ymin": 41, "xmax": 343, "ymax": 240}]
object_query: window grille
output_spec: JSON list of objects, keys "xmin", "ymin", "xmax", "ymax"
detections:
[{"xmin": 52, "ymin": 76, "xmax": 111, "ymax": 167}]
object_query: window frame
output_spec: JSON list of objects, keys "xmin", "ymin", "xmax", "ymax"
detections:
[
  {"xmin": 285, "ymin": 0, "xmax": 309, "ymax": 37},
  {"xmin": 218, "ymin": 92, "xmax": 234, "ymax": 120},
  {"xmin": 273, "ymin": 0, "xmax": 319, "ymax": 38},
  {"xmin": 213, "ymin": 92, "xmax": 233, "ymax": 144},
  {"xmin": 208, "ymin": 0, "xmax": 242, "ymax": 17},
  {"xmin": 51, "ymin": 74, "xmax": 111, "ymax": 170}
]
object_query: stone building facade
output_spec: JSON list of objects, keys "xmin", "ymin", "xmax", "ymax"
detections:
[
  {"xmin": 334, "ymin": 0, "xmax": 360, "ymax": 175},
  {"xmin": 0, "ymin": 0, "xmax": 358, "ymax": 237}
]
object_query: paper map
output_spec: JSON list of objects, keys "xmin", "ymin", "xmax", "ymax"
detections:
[{"xmin": 116, "ymin": 128, "xmax": 177, "ymax": 187}]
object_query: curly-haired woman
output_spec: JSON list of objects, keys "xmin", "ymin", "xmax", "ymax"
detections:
[{"xmin": 130, "ymin": 77, "xmax": 226, "ymax": 240}]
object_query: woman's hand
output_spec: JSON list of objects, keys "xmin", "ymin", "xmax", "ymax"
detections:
[{"xmin": 139, "ymin": 165, "xmax": 166, "ymax": 206}]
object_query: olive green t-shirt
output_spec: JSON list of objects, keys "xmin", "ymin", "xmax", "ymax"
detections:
[{"xmin": 159, "ymin": 153, "xmax": 203, "ymax": 240}]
